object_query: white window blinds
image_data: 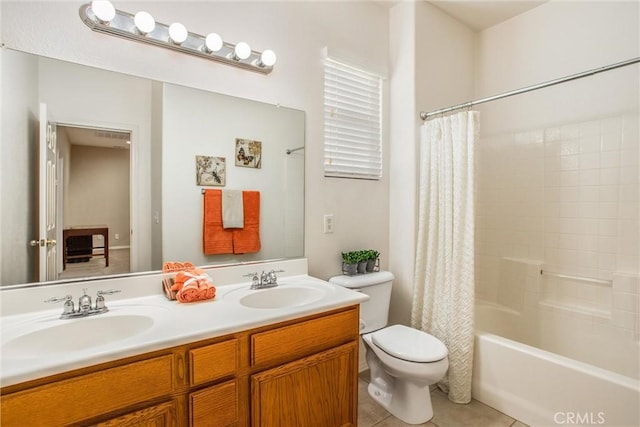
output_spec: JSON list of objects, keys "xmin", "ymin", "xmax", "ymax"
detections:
[{"xmin": 323, "ymin": 57, "xmax": 382, "ymax": 180}]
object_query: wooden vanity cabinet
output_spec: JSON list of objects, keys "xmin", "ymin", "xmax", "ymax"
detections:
[
  {"xmin": 249, "ymin": 307, "xmax": 360, "ymax": 427},
  {"xmin": 0, "ymin": 354, "xmax": 179, "ymax": 426},
  {"xmin": 187, "ymin": 339, "xmax": 240, "ymax": 427},
  {"xmin": 0, "ymin": 305, "xmax": 359, "ymax": 427},
  {"xmin": 251, "ymin": 342, "xmax": 358, "ymax": 427}
]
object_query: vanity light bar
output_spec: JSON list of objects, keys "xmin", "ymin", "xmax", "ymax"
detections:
[{"xmin": 79, "ymin": 1, "xmax": 276, "ymax": 75}]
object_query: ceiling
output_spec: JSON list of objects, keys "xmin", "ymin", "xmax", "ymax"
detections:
[
  {"xmin": 373, "ymin": 1, "xmax": 547, "ymax": 31},
  {"xmin": 61, "ymin": 126, "xmax": 131, "ymax": 150},
  {"xmin": 429, "ymin": 1, "xmax": 547, "ymax": 31}
]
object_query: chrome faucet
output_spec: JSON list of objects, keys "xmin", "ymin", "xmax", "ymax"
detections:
[
  {"xmin": 244, "ymin": 269, "xmax": 284, "ymax": 290},
  {"xmin": 78, "ymin": 289, "xmax": 92, "ymax": 313},
  {"xmin": 46, "ymin": 289, "xmax": 121, "ymax": 319}
]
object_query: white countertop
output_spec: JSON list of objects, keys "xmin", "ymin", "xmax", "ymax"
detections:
[{"xmin": 0, "ymin": 261, "xmax": 368, "ymax": 388}]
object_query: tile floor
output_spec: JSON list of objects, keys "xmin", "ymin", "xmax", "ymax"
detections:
[{"xmin": 357, "ymin": 376, "xmax": 529, "ymax": 427}]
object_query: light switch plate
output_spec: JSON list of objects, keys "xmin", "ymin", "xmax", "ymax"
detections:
[{"xmin": 323, "ymin": 214, "xmax": 334, "ymax": 234}]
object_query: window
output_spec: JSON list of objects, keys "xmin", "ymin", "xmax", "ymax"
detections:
[{"xmin": 323, "ymin": 57, "xmax": 382, "ymax": 180}]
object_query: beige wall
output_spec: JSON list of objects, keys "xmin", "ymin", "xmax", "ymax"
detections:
[
  {"xmin": 0, "ymin": 49, "xmax": 39, "ymax": 285},
  {"xmin": 67, "ymin": 145, "xmax": 130, "ymax": 247},
  {"xmin": 388, "ymin": 1, "xmax": 475, "ymax": 326},
  {"xmin": 36, "ymin": 56, "xmax": 152, "ymax": 271}
]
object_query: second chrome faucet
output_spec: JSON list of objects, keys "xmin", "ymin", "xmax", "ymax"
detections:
[{"xmin": 245, "ymin": 270, "xmax": 285, "ymax": 290}]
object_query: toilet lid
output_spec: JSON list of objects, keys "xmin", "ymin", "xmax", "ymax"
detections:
[{"xmin": 371, "ymin": 324, "xmax": 448, "ymax": 362}]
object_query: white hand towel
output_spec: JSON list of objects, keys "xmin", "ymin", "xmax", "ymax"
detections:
[{"xmin": 222, "ymin": 190, "xmax": 244, "ymax": 229}]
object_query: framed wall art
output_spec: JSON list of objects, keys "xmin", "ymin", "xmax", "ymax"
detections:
[
  {"xmin": 196, "ymin": 155, "xmax": 226, "ymax": 186},
  {"xmin": 235, "ymin": 138, "xmax": 262, "ymax": 169}
]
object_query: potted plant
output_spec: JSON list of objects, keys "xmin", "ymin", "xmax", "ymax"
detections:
[
  {"xmin": 365, "ymin": 250, "xmax": 380, "ymax": 273},
  {"xmin": 356, "ymin": 250, "xmax": 368, "ymax": 274},
  {"xmin": 341, "ymin": 251, "xmax": 359, "ymax": 276}
]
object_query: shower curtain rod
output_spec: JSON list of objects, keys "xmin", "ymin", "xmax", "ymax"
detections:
[
  {"xmin": 286, "ymin": 146, "xmax": 305, "ymax": 155},
  {"xmin": 419, "ymin": 57, "xmax": 640, "ymax": 120}
]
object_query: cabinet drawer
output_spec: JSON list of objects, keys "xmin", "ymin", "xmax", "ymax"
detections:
[
  {"xmin": 1, "ymin": 355, "xmax": 174, "ymax": 427},
  {"xmin": 95, "ymin": 400, "xmax": 178, "ymax": 427},
  {"xmin": 251, "ymin": 307, "xmax": 359, "ymax": 367},
  {"xmin": 189, "ymin": 338, "xmax": 238, "ymax": 386},
  {"xmin": 190, "ymin": 379, "xmax": 238, "ymax": 427}
]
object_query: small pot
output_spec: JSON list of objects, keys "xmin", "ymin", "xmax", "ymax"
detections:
[
  {"xmin": 343, "ymin": 263, "xmax": 358, "ymax": 276},
  {"xmin": 366, "ymin": 258, "xmax": 377, "ymax": 273},
  {"xmin": 357, "ymin": 261, "xmax": 367, "ymax": 274}
]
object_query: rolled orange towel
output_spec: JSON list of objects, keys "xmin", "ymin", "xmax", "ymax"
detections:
[
  {"xmin": 177, "ymin": 278, "xmax": 216, "ymax": 303},
  {"xmin": 171, "ymin": 269, "xmax": 216, "ymax": 303}
]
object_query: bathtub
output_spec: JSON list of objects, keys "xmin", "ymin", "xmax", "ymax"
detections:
[{"xmin": 472, "ymin": 302, "xmax": 640, "ymax": 427}]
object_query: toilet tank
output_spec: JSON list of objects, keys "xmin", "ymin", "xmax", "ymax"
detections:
[{"xmin": 329, "ymin": 271, "xmax": 395, "ymax": 334}]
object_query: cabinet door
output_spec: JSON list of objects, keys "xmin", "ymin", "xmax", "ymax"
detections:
[
  {"xmin": 190, "ymin": 379, "xmax": 238, "ymax": 427},
  {"xmin": 95, "ymin": 400, "xmax": 178, "ymax": 427},
  {"xmin": 251, "ymin": 342, "xmax": 357, "ymax": 427}
]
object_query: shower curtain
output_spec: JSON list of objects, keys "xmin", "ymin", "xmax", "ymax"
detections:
[{"xmin": 411, "ymin": 111, "xmax": 478, "ymax": 404}]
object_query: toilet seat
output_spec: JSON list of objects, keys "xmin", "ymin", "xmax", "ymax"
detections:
[{"xmin": 371, "ymin": 324, "xmax": 448, "ymax": 362}]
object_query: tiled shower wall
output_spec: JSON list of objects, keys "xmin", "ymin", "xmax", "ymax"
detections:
[{"xmin": 475, "ymin": 111, "xmax": 639, "ymax": 352}]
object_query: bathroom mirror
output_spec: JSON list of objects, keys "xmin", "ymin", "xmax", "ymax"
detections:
[{"xmin": 0, "ymin": 48, "xmax": 305, "ymax": 288}]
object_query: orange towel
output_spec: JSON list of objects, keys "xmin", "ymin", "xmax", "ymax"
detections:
[
  {"xmin": 171, "ymin": 269, "xmax": 216, "ymax": 303},
  {"xmin": 202, "ymin": 189, "xmax": 234, "ymax": 255},
  {"xmin": 232, "ymin": 191, "xmax": 261, "ymax": 254}
]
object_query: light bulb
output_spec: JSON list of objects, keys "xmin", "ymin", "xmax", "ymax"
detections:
[
  {"xmin": 91, "ymin": 0, "xmax": 116, "ymax": 23},
  {"xmin": 234, "ymin": 42, "xmax": 251, "ymax": 60},
  {"xmin": 259, "ymin": 50, "xmax": 277, "ymax": 67},
  {"xmin": 134, "ymin": 11, "xmax": 155, "ymax": 34},
  {"xmin": 204, "ymin": 33, "xmax": 223, "ymax": 53},
  {"xmin": 169, "ymin": 22, "xmax": 188, "ymax": 44}
]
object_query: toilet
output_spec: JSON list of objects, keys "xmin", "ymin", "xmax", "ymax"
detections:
[{"xmin": 329, "ymin": 271, "xmax": 448, "ymax": 425}]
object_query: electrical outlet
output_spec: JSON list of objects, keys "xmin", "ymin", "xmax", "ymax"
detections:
[
  {"xmin": 115, "ymin": 233, "xmax": 120, "ymax": 240},
  {"xmin": 323, "ymin": 214, "xmax": 334, "ymax": 234}
]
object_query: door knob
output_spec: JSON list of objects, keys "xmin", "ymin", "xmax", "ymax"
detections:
[{"xmin": 29, "ymin": 239, "xmax": 56, "ymax": 247}]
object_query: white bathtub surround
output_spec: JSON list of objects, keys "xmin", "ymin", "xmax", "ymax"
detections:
[
  {"xmin": 475, "ymin": 108, "xmax": 639, "ymax": 381},
  {"xmin": 478, "ymin": 257, "xmax": 640, "ymax": 380},
  {"xmin": 611, "ymin": 273, "xmax": 640, "ymax": 341},
  {"xmin": 411, "ymin": 111, "xmax": 478, "ymax": 403},
  {"xmin": 476, "ymin": 296, "xmax": 640, "ymax": 426},
  {"xmin": 472, "ymin": 329, "xmax": 640, "ymax": 427}
]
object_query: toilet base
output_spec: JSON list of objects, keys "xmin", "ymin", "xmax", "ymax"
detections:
[{"xmin": 367, "ymin": 377, "xmax": 434, "ymax": 425}]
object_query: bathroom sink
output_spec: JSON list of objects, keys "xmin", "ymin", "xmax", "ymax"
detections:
[
  {"xmin": 225, "ymin": 284, "xmax": 328, "ymax": 309},
  {"xmin": 2, "ymin": 314, "xmax": 155, "ymax": 359}
]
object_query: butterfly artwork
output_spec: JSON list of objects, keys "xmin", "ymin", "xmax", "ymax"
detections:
[{"xmin": 235, "ymin": 138, "xmax": 262, "ymax": 169}]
